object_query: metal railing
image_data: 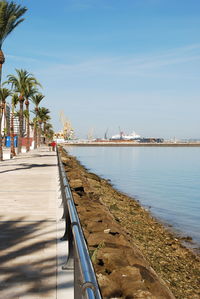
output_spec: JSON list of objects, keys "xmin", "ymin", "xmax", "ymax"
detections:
[{"xmin": 57, "ymin": 148, "xmax": 102, "ymax": 299}]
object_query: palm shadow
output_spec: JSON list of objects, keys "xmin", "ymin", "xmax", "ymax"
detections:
[
  {"xmin": 0, "ymin": 163, "xmax": 58, "ymax": 174},
  {"xmin": 0, "ymin": 216, "xmax": 73, "ymax": 298}
]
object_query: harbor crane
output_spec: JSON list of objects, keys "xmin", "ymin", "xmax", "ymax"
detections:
[
  {"xmin": 59, "ymin": 111, "xmax": 74, "ymax": 140},
  {"xmin": 104, "ymin": 128, "xmax": 109, "ymax": 140}
]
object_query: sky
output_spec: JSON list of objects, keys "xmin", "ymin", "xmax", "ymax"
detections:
[{"xmin": 2, "ymin": 0, "xmax": 200, "ymax": 139}]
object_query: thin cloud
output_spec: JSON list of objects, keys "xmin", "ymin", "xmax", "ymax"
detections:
[
  {"xmin": 16, "ymin": 43, "xmax": 197, "ymax": 83},
  {"xmin": 38, "ymin": 44, "xmax": 200, "ymax": 79},
  {"xmin": 6, "ymin": 54, "xmax": 39, "ymax": 63}
]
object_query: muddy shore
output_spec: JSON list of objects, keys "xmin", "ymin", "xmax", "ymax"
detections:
[{"xmin": 60, "ymin": 147, "xmax": 200, "ymax": 299}]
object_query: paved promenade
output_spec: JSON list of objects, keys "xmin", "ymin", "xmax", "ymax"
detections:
[{"xmin": 0, "ymin": 147, "xmax": 74, "ymax": 299}]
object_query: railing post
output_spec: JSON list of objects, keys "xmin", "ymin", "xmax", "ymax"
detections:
[
  {"xmin": 62, "ymin": 221, "xmax": 74, "ymax": 270},
  {"xmin": 60, "ymin": 208, "xmax": 70, "ymax": 241},
  {"xmin": 60, "ymin": 174, "xmax": 69, "ymax": 240}
]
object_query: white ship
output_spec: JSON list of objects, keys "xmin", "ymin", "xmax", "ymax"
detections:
[{"xmin": 111, "ymin": 131, "xmax": 140, "ymax": 140}]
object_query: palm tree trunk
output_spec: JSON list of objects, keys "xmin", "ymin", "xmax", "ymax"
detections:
[
  {"xmin": 0, "ymin": 50, "xmax": 5, "ymax": 85},
  {"xmin": 10, "ymin": 110, "xmax": 16, "ymax": 158},
  {"xmin": 0, "ymin": 50, "xmax": 5, "ymax": 161},
  {"xmin": 25, "ymin": 101, "xmax": 30, "ymax": 152},
  {"xmin": 43, "ymin": 122, "xmax": 46, "ymax": 144},
  {"xmin": 26, "ymin": 116, "xmax": 30, "ymax": 152},
  {"xmin": 18, "ymin": 99, "xmax": 24, "ymax": 154},
  {"xmin": 3, "ymin": 101, "xmax": 7, "ymax": 146},
  {"xmin": 34, "ymin": 122, "xmax": 37, "ymax": 149},
  {"xmin": 37, "ymin": 125, "xmax": 41, "ymax": 147},
  {"xmin": 0, "ymin": 64, "xmax": 2, "ymax": 85},
  {"xmin": 0, "ymin": 113, "xmax": 3, "ymax": 161}
]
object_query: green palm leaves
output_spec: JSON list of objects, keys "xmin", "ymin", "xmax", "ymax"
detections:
[
  {"xmin": 0, "ymin": 2, "xmax": 54, "ymax": 160},
  {"xmin": 0, "ymin": 1, "xmax": 27, "ymax": 86},
  {"xmin": 0, "ymin": 1, "xmax": 27, "ymax": 49},
  {"xmin": 31, "ymin": 93, "xmax": 45, "ymax": 111},
  {"xmin": 37, "ymin": 107, "xmax": 50, "ymax": 122},
  {"xmin": 36, "ymin": 107, "xmax": 50, "ymax": 146},
  {"xmin": 0, "ymin": 87, "xmax": 11, "ymax": 100},
  {"xmin": 0, "ymin": 1, "xmax": 27, "ymax": 160},
  {"xmin": 6, "ymin": 69, "xmax": 42, "ymax": 153},
  {"xmin": 31, "ymin": 93, "xmax": 45, "ymax": 148},
  {"xmin": 0, "ymin": 87, "xmax": 12, "ymax": 127},
  {"xmin": 6, "ymin": 69, "xmax": 41, "ymax": 96}
]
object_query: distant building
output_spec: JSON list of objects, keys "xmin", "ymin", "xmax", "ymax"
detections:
[
  {"xmin": 1, "ymin": 104, "xmax": 10, "ymax": 135},
  {"xmin": 12, "ymin": 112, "xmax": 20, "ymax": 135},
  {"xmin": 139, "ymin": 138, "xmax": 164, "ymax": 143},
  {"xmin": 10, "ymin": 112, "xmax": 26, "ymax": 136}
]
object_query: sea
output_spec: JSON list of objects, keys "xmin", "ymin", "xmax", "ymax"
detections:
[{"xmin": 65, "ymin": 145, "xmax": 200, "ymax": 248}]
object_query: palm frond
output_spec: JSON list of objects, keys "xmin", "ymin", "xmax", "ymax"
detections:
[
  {"xmin": 0, "ymin": 87, "xmax": 12, "ymax": 102},
  {"xmin": 6, "ymin": 69, "xmax": 42, "ymax": 97},
  {"xmin": 0, "ymin": 1, "xmax": 27, "ymax": 48},
  {"xmin": 30, "ymin": 93, "xmax": 45, "ymax": 107},
  {"xmin": 11, "ymin": 92, "xmax": 18, "ymax": 107}
]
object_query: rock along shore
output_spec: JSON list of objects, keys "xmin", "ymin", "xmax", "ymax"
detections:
[{"xmin": 60, "ymin": 147, "xmax": 200, "ymax": 299}]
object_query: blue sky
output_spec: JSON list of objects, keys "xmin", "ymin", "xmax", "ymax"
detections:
[{"xmin": 2, "ymin": 0, "xmax": 200, "ymax": 139}]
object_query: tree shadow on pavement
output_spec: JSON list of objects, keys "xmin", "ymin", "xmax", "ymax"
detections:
[
  {"xmin": 0, "ymin": 163, "xmax": 58, "ymax": 174},
  {"xmin": 0, "ymin": 216, "xmax": 73, "ymax": 299}
]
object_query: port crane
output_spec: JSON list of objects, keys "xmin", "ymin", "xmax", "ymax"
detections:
[
  {"xmin": 59, "ymin": 111, "xmax": 74, "ymax": 140},
  {"xmin": 104, "ymin": 128, "xmax": 109, "ymax": 140}
]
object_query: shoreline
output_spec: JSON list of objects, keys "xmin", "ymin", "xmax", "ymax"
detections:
[
  {"xmin": 112, "ymin": 187, "xmax": 200, "ymax": 255},
  {"xmin": 60, "ymin": 147, "xmax": 200, "ymax": 299},
  {"xmin": 62, "ymin": 141, "xmax": 200, "ymax": 147}
]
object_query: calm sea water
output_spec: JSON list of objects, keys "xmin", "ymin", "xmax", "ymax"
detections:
[{"xmin": 65, "ymin": 146, "xmax": 200, "ymax": 247}]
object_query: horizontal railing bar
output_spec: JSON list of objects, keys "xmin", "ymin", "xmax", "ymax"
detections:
[
  {"xmin": 73, "ymin": 225, "xmax": 94, "ymax": 286},
  {"xmin": 68, "ymin": 200, "xmax": 79, "ymax": 225},
  {"xmin": 65, "ymin": 186, "xmax": 71, "ymax": 199},
  {"xmin": 57, "ymin": 148, "xmax": 102, "ymax": 299}
]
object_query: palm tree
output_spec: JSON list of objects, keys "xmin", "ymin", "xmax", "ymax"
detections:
[
  {"xmin": 1, "ymin": 87, "xmax": 12, "ymax": 134},
  {"xmin": 0, "ymin": 1, "xmax": 27, "ymax": 85},
  {"xmin": 45, "ymin": 127, "xmax": 54, "ymax": 144},
  {"xmin": 37, "ymin": 107, "xmax": 50, "ymax": 146},
  {"xmin": 6, "ymin": 69, "xmax": 41, "ymax": 153},
  {"xmin": 30, "ymin": 93, "xmax": 44, "ymax": 149},
  {"xmin": 24, "ymin": 86, "xmax": 38, "ymax": 152},
  {"xmin": 42, "ymin": 115, "xmax": 51, "ymax": 144},
  {"xmin": 32, "ymin": 116, "xmax": 38, "ymax": 148},
  {"xmin": 10, "ymin": 92, "xmax": 18, "ymax": 158},
  {"xmin": 23, "ymin": 109, "xmax": 30, "ymax": 151},
  {"xmin": 0, "ymin": 87, "xmax": 11, "ymax": 160},
  {"xmin": 43, "ymin": 122, "xmax": 52, "ymax": 142}
]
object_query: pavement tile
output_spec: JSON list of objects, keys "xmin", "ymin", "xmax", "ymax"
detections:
[{"xmin": 0, "ymin": 147, "xmax": 74, "ymax": 298}]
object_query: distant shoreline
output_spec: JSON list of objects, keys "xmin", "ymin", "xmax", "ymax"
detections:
[{"xmin": 63, "ymin": 141, "xmax": 200, "ymax": 147}]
